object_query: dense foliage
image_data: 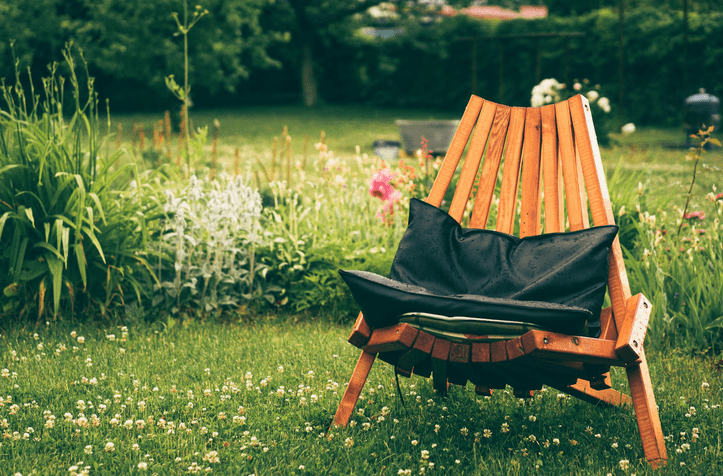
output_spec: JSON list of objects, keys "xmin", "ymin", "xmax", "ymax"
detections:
[{"xmin": 1, "ymin": 2, "xmax": 722, "ymax": 126}]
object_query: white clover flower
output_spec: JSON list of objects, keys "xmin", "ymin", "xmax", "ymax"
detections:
[
  {"xmin": 586, "ymin": 90, "xmax": 600, "ymax": 102},
  {"xmin": 105, "ymin": 442, "xmax": 115, "ymax": 453},
  {"xmin": 77, "ymin": 336, "xmax": 85, "ymax": 344}
]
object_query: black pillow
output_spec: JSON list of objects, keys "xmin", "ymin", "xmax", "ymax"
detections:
[{"xmin": 341, "ymin": 198, "xmax": 618, "ymax": 336}]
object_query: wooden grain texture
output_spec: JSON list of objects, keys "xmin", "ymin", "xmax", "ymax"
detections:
[
  {"xmin": 427, "ymin": 96, "xmax": 484, "ymax": 208},
  {"xmin": 520, "ymin": 330, "xmax": 623, "ymax": 366},
  {"xmin": 555, "ymin": 100, "xmax": 585, "ymax": 232},
  {"xmin": 348, "ymin": 312, "xmax": 373, "ymax": 348},
  {"xmin": 469, "ymin": 105, "xmax": 512, "ymax": 229},
  {"xmin": 448, "ymin": 100, "xmax": 498, "ymax": 222},
  {"xmin": 627, "ymin": 349, "xmax": 668, "ymax": 467},
  {"xmin": 541, "ymin": 104, "xmax": 562, "ymax": 233},
  {"xmin": 363, "ymin": 323, "xmax": 418, "ymax": 354},
  {"xmin": 574, "ymin": 142, "xmax": 591, "ymax": 228},
  {"xmin": 616, "ymin": 294, "xmax": 652, "ymax": 362},
  {"xmin": 332, "ymin": 351, "xmax": 376, "ymax": 427},
  {"xmin": 471, "ymin": 342, "xmax": 492, "ymax": 363},
  {"xmin": 569, "ymin": 95, "xmax": 631, "ymax": 339},
  {"xmin": 495, "ymin": 107, "xmax": 526, "ymax": 234},
  {"xmin": 490, "ymin": 341, "xmax": 508, "ymax": 363},
  {"xmin": 554, "ymin": 378, "xmax": 632, "ymax": 406},
  {"xmin": 396, "ymin": 331, "xmax": 435, "ymax": 371},
  {"xmin": 431, "ymin": 339, "xmax": 452, "ymax": 394},
  {"xmin": 520, "ymin": 108, "xmax": 542, "ymax": 237}
]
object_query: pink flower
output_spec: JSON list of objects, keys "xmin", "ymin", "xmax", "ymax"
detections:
[
  {"xmin": 684, "ymin": 211, "xmax": 706, "ymax": 220},
  {"xmin": 377, "ymin": 190, "xmax": 402, "ymax": 223},
  {"xmin": 369, "ymin": 169, "xmax": 396, "ymax": 201}
]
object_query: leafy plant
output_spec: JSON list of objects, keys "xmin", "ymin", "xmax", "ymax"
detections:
[
  {"xmin": 0, "ymin": 44, "xmax": 159, "ymax": 320},
  {"xmin": 152, "ymin": 173, "xmax": 274, "ymax": 316}
]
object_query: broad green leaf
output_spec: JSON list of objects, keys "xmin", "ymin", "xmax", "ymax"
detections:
[
  {"xmin": 44, "ymin": 251, "xmax": 63, "ymax": 316},
  {"xmin": 74, "ymin": 242, "xmax": 87, "ymax": 290},
  {"xmin": 0, "ymin": 211, "xmax": 10, "ymax": 240},
  {"xmin": 83, "ymin": 224, "xmax": 106, "ymax": 264},
  {"xmin": 24, "ymin": 207, "xmax": 35, "ymax": 227},
  {"xmin": 33, "ymin": 242, "xmax": 65, "ymax": 263},
  {"xmin": 704, "ymin": 315, "xmax": 723, "ymax": 330}
]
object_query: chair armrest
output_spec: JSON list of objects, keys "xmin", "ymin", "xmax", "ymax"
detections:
[
  {"xmin": 348, "ymin": 312, "xmax": 373, "ymax": 348},
  {"xmin": 615, "ymin": 293, "xmax": 652, "ymax": 363}
]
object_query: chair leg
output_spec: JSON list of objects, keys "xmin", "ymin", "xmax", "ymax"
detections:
[
  {"xmin": 332, "ymin": 351, "xmax": 376, "ymax": 427},
  {"xmin": 626, "ymin": 349, "xmax": 667, "ymax": 468}
]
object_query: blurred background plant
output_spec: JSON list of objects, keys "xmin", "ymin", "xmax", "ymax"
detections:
[{"xmin": 530, "ymin": 77, "xmax": 614, "ymax": 146}]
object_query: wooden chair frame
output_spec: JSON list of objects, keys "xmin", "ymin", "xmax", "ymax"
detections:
[{"xmin": 332, "ymin": 95, "xmax": 667, "ymax": 468}]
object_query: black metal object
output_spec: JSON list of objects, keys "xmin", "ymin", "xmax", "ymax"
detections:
[{"xmin": 684, "ymin": 88, "xmax": 720, "ymax": 144}]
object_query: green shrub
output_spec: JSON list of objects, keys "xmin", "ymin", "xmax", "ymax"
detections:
[{"xmin": 0, "ymin": 46, "xmax": 159, "ymax": 320}]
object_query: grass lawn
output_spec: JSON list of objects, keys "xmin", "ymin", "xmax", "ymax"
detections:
[{"xmin": 1, "ymin": 319, "xmax": 722, "ymax": 475}]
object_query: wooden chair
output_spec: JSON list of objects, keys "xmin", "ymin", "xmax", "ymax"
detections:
[{"xmin": 332, "ymin": 94, "xmax": 667, "ymax": 468}]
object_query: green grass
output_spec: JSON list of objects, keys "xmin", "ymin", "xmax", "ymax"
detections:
[
  {"xmin": 1, "ymin": 319, "xmax": 722, "ymax": 475},
  {"xmin": 112, "ymin": 104, "xmax": 458, "ymax": 157}
]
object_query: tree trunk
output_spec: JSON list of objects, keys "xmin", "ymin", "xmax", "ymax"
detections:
[{"xmin": 301, "ymin": 43, "xmax": 318, "ymax": 107}]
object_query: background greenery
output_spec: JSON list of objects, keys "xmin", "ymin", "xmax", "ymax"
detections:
[{"xmin": 1, "ymin": 1, "xmax": 721, "ymax": 127}]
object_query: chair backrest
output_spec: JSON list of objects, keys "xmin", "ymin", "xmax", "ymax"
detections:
[{"xmin": 425, "ymin": 95, "xmax": 630, "ymax": 342}]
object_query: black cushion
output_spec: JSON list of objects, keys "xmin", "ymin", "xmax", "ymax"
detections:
[{"xmin": 340, "ymin": 198, "xmax": 618, "ymax": 336}]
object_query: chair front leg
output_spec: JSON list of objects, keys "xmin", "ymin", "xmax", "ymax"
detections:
[{"xmin": 332, "ymin": 351, "xmax": 376, "ymax": 427}]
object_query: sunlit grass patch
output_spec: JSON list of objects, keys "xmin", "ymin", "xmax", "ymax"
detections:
[{"xmin": 1, "ymin": 320, "xmax": 722, "ymax": 475}]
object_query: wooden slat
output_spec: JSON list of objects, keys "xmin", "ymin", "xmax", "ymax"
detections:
[
  {"xmin": 569, "ymin": 95, "xmax": 631, "ymax": 339},
  {"xmin": 396, "ymin": 331, "xmax": 435, "ymax": 371},
  {"xmin": 448, "ymin": 100, "xmax": 498, "ymax": 222},
  {"xmin": 490, "ymin": 341, "xmax": 508, "ymax": 363},
  {"xmin": 555, "ymin": 100, "xmax": 586, "ymax": 231},
  {"xmin": 469, "ymin": 105, "xmax": 512, "ymax": 229},
  {"xmin": 427, "ymin": 96, "xmax": 485, "ymax": 207},
  {"xmin": 471, "ymin": 342, "xmax": 491, "ymax": 363},
  {"xmin": 554, "ymin": 378, "xmax": 631, "ymax": 406},
  {"xmin": 540, "ymin": 104, "xmax": 561, "ymax": 233},
  {"xmin": 332, "ymin": 351, "xmax": 376, "ymax": 427},
  {"xmin": 627, "ymin": 349, "xmax": 668, "ymax": 467},
  {"xmin": 519, "ymin": 108, "xmax": 542, "ymax": 237},
  {"xmin": 431, "ymin": 339, "xmax": 452, "ymax": 394},
  {"xmin": 616, "ymin": 293, "xmax": 652, "ymax": 362},
  {"xmin": 362, "ymin": 323, "xmax": 418, "ymax": 354},
  {"xmin": 520, "ymin": 330, "xmax": 624, "ymax": 366},
  {"xmin": 495, "ymin": 107, "xmax": 526, "ymax": 234},
  {"xmin": 574, "ymin": 137, "xmax": 591, "ymax": 228}
]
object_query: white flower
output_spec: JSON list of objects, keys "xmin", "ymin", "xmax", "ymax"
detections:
[
  {"xmin": 137, "ymin": 462, "xmax": 148, "ymax": 470},
  {"xmin": 105, "ymin": 442, "xmax": 115, "ymax": 452},
  {"xmin": 621, "ymin": 123, "xmax": 636, "ymax": 135},
  {"xmin": 586, "ymin": 90, "xmax": 599, "ymax": 102},
  {"xmin": 597, "ymin": 96, "xmax": 611, "ymax": 113}
]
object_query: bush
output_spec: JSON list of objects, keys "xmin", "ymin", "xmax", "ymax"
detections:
[{"xmin": 0, "ymin": 46, "xmax": 160, "ymax": 320}]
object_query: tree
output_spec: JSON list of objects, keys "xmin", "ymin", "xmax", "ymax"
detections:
[
  {"xmin": 279, "ymin": 0, "xmax": 389, "ymax": 107},
  {"xmin": 0, "ymin": 0, "xmax": 287, "ymax": 110}
]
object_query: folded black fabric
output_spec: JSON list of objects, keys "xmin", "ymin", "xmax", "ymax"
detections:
[
  {"xmin": 341, "ymin": 198, "xmax": 618, "ymax": 336},
  {"xmin": 339, "ymin": 270, "xmax": 593, "ymax": 335}
]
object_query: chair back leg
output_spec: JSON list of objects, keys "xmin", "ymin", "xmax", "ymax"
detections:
[{"xmin": 627, "ymin": 349, "xmax": 668, "ymax": 467}]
